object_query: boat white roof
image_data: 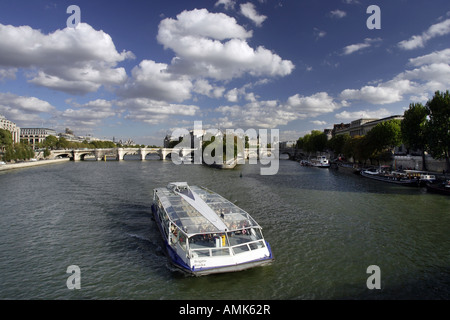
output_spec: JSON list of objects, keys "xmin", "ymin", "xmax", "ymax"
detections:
[{"xmin": 154, "ymin": 183, "xmax": 260, "ymax": 236}]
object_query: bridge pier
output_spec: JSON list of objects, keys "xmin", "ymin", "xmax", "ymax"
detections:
[
  {"xmin": 139, "ymin": 148, "xmax": 146, "ymax": 160},
  {"xmin": 94, "ymin": 149, "xmax": 103, "ymax": 161},
  {"xmin": 159, "ymin": 148, "xmax": 170, "ymax": 160},
  {"xmin": 116, "ymin": 148, "xmax": 124, "ymax": 161}
]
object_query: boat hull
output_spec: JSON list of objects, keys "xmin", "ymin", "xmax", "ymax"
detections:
[
  {"xmin": 426, "ymin": 183, "xmax": 450, "ymax": 195},
  {"xmin": 312, "ymin": 164, "xmax": 330, "ymax": 168},
  {"xmin": 360, "ymin": 171, "xmax": 419, "ymax": 186}
]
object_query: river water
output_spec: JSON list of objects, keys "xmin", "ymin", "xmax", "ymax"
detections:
[{"xmin": 0, "ymin": 158, "xmax": 449, "ymax": 300}]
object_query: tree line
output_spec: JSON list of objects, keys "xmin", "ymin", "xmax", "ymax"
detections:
[
  {"xmin": 39, "ymin": 135, "xmax": 118, "ymax": 150},
  {"xmin": 0, "ymin": 130, "xmax": 35, "ymax": 162},
  {"xmin": 297, "ymin": 90, "xmax": 450, "ymax": 171},
  {"xmin": 0, "ymin": 133, "xmax": 161, "ymax": 162}
]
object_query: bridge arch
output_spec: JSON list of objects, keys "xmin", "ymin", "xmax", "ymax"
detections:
[
  {"xmin": 121, "ymin": 150, "xmax": 139, "ymax": 160},
  {"xmin": 79, "ymin": 152, "xmax": 94, "ymax": 160},
  {"xmin": 74, "ymin": 151, "xmax": 95, "ymax": 161},
  {"xmin": 54, "ymin": 153, "xmax": 72, "ymax": 159},
  {"xmin": 280, "ymin": 151, "xmax": 292, "ymax": 159},
  {"xmin": 141, "ymin": 149, "xmax": 162, "ymax": 160}
]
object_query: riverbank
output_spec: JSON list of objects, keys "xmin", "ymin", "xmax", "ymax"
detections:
[{"xmin": 0, "ymin": 158, "xmax": 70, "ymax": 172}]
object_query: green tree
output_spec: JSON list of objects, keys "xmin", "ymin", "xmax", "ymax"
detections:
[
  {"xmin": 44, "ymin": 135, "xmax": 58, "ymax": 150},
  {"xmin": 202, "ymin": 134, "xmax": 222, "ymax": 163},
  {"xmin": 364, "ymin": 120, "xmax": 402, "ymax": 165},
  {"xmin": 3, "ymin": 143, "xmax": 34, "ymax": 162},
  {"xmin": 425, "ymin": 90, "xmax": 450, "ymax": 171},
  {"xmin": 366, "ymin": 120, "xmax": 402, "ymax": 154},
  {"xmin": 223, "ymin": 134, "xmax": 239, "ymax": 161},
  {"xmin": 168, "ymin": 137, "xmax": 183, "ymax": 148},
  {"xmin": 327, "ymin": 134, "xmax": 350, "ymax": 157},
  {"xmin": 401, "ymin": 103, "xmax": 428, "ymax": 170},
  {"xmin": 300, "ymin": 130, "xmax": 328, "ymax": 154},
  {"xmin": 296, "ymin": 136, "xmax": 304, "ymax": 149},
  {"xmin": 4, "ymin": 145, "xmax": 14, "ymax": 162},
  {"xmin": 353, "ymin": 136, "xmax": 371, "ymax": 164},
  {"xmin": 342, "ymin": 136, "xmax": 372, "ymax": 165},
  {"xmin": 56, "ymin": 137, "xmax": 70, "ymax": 149},
  {"xmin": 0, "ymin": 129, "xmax": 13, "ymax": 148},
  {"xmin": 302, "ymin": 133, "xmax": 312, "ymax": 152},
  {"xmin": 310, "ymin": 130, "xmax": 328, "ymax": 153}
]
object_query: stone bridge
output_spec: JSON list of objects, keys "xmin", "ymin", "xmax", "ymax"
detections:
[
  {"xmin": 49, "ymin": 147, "xmax": 288, "ymax": 162},
  {"xmin": 278, "ymin": 147, "xmax": 302, "ymax": 160},
  {"xmin": 49, "ymin": 147, "xmax": 196, "ymax": 161}
]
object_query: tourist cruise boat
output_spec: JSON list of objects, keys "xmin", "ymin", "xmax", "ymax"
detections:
[
  {"xmin": 310, "ymin": 156, "xmax": 330, "ymax": 168},
  {"xmin": 151, "ymin": 182, "xmax": 274, "ymax": 276}
]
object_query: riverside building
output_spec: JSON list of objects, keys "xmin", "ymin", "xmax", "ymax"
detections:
[
  {"xmin": 0, "ymin": 114, "xmax": 20, "ymax": 143},
  {"xmin": 20, "ymin": 128, "xmax": 57, "ymax": 149},
  {"xmin": 334, "ymin": 115, "xmax": 404, "ymax": 138}
]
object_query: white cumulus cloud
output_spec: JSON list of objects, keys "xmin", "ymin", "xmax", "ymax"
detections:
[
  {"xmin": 0, "ymin": 23, "xmax": 134, "ymax": 94},
  {"xmin": 215, "ymin": 0, "xmax": 236, "ymax": 10},
  {"xmin": 118, "ymin": 60, "xmax": 193, "ymax": 103},
  {"xmin": 339, "ymin": 48, "xmax": 450, "ymax": 106},
  {"xmin": 157, "ymin": 8, "xmax": 294, "ymax": 80},
  {"xmin": 335, "ymin": 108, "xmax": 392, "ymax": 120},
  {"xmin": 398, "ymin": 19, "xmax": 450, "ymax": 50},
  {"xmin": 117, "ymin": 98, "xmax": 200, "ymax": 125},
  {"xmin": 286, "ymin": 92, "xmax": 340, "ymax": 118},
  {"xmin": 339, "ymin": 86, "xmax": 403, "ymax": 105},
  {"xmin": 0, "ymin": 92, "xmax": 56, "ymax": 125},
  {"xmin": 330, "ymin": 9, "xmax": 346, "ymax": 19},
  {"xmin": 240, "ymin": 2, "xmax": 267, "ymax": 27},
  {"xmin": 342, "ymin": 38, "xmax": 382, "ymax": 55}
]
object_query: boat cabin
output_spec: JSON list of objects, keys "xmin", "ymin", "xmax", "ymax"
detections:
[{"xmin": 152, "ymin": 182, "xmax": 272, "ymax": 274}]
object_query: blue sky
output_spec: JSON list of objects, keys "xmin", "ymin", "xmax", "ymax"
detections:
[{"xmin": 0, "ymin": 0, "xmax": 449, "ymax": 145}]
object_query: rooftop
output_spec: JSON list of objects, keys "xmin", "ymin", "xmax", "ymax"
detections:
[{"xmin": 154, "ymin": 183, "xmax": 260, "ymax": 236}]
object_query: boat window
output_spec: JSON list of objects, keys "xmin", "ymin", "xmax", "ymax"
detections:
[
  {"xmin": 191, "ymin": 249, "xmax": 210, "ymax": 258},
  {"xmin": 211, "ymin": 248, "xmax": 231, "ymax": 256},
  {"xmin": 169, "ymin": 224, "xmax": 188, "ymax": 251},
  {"xmin": 188, "ymin": 233, "xmax": 227, "ymax": 249},
  {"xmin": 177, "ymin": 231, "xmax": 187, "ymax": 251},
  {"xmin": 227, "ymin": 228, "xmax": 263, "ymax": 246},
  {"xmin": 251, "ymin": 228, "xmax": 263, "ymax": 240},
  {"xmin": 232, "ymin": 244, "xmax": 250, "ymax": 255},
  {"xmin": 249, "ymin": 241, "xmax": 265, "ymax": 250}
]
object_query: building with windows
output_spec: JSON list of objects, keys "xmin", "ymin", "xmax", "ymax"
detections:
[
  {"xmin": 20, "ymin": 128, "xmax": 57, "ymax": 149},
  {"xmin": 0, "ymin": 114, "xmax": 20, "ymax": 143},
  {"xmin": 334, "ymin": 115, "xmax": 403, "ymax": 138}
]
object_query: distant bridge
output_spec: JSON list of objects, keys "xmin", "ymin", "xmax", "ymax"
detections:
[
  {"xmin": 48, "ymin": 146, "xmax": 290, "ymax": 161},
  {"xmin": 49, "ymin": 147, "xmax": 195, "ymax": 161},
  {"xmin": 278, "ymin": 147, "xmax": 303, "ymax": 160}
]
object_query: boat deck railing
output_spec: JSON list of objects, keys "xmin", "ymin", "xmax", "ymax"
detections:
[{"xmin": 189, "ymin": 239, "xmax": 266, "ymax": 258}]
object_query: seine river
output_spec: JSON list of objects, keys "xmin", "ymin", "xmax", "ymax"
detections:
[{"xmin": 0, "ymin": 157, "xmax": 449, "ymax": 300}]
